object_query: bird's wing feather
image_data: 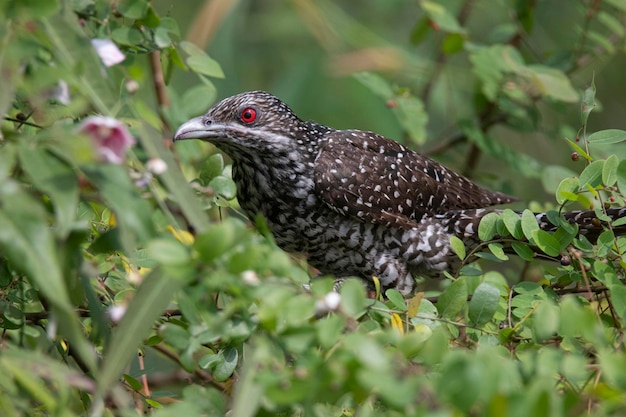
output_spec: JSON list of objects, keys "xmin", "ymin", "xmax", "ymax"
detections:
[{"xmin": 313, "ymin": 130, "xmax": 517, "ymax": 227}]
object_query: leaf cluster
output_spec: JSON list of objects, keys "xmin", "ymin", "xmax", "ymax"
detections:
[{"xmin": 1, "ymin": 1, "xmax": 626, "ymax": 416}]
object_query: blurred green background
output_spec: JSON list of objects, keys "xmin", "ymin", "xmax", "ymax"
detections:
[{"xmin": 156, "ymin": 0, "xmax": 626, "ymax": 205}]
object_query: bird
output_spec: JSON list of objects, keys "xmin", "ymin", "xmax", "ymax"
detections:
[{"xmin": 174, "ymin": 90, "xmax": 625, "ymax": 295}]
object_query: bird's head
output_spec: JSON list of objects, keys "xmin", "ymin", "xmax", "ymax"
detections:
[{"xmin": 174, "ymin": 91, "xmax": 308, "ymax": 157}]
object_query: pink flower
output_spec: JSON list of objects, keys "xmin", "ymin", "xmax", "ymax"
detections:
[
  {"xmin": 78, "ymin": 116, "xmax": 135, "ymax": 164},
  {"xmin": 91, "ymin": 38, "xmax": 126, "ymax": 67}
]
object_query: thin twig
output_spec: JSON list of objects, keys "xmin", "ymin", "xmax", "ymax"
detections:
[
  {"xmin": 3, "ymin": 115, "xmax": 42, "ymax": 129},
  {"xmin": 149, "ymin": 50, "xmax": 170, "ymax": 130}
]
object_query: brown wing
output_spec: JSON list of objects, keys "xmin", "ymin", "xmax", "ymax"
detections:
[{"xmin": 313, "ymin": 130, "xmax": 517, "ymax": 227}]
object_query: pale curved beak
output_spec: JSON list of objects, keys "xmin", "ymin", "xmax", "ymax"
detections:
[{"xmin": 173, "ymin": 116, "xmax": 213, "ymax": 141}]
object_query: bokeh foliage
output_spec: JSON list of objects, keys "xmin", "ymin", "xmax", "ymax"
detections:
[{"xmin": 1, "ymin": 0, "xmax": 626, "ymax": 416}]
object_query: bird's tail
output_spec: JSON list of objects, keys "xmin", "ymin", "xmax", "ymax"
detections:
[
  {"xmin": 442, "ymin": 207, "xmax": 626, "ymax": 242},
  {"xmin": 536, "ymin": 207, "xmax": 626, "ymax": 241}
]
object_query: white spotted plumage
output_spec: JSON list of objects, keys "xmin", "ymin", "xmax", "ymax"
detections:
[{"xmin": 174, "ymin": 91, "xmax": 626, "ymax": 295}]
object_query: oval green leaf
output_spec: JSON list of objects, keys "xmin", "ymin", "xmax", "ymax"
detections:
[
  {"xmin": 437, "ymin": 278, "xmax": 468, "ymax": 319},
  {"xmin": 602, "ymin": 154, "xmax": 619, "ymax": 186},
  {"xmin": 478, "ymin": 212, "xmax": 499, "ymax": 241},
  {"xmin": 555, "ymin": 177, "xmax": 579, "ymax": 205},
  {"xmin": 578, "ymin": 159, "xmax": 604, "ymax": 189},
  {"xmin": 450, "ymin": 235, "xmax": 466, "ymax": 260},
  {"xmin": 531, "ymin": 229, "xmax": 561, "ymax": 257},
  {"xmin": 521, "ymin": 209, "xmax": 539, "ymax": 242},
  {"xmin": 587, "ymin": 129, "xmax": 626, "ymax": 145},
  {"xmin": 469, "ymin": 283, "xmax": 500, "ymax": 327}
]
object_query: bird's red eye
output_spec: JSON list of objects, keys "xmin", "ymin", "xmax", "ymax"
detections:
[{"xmin": 240, "ymin": 108, "xmax": 257, "ymax": 123}]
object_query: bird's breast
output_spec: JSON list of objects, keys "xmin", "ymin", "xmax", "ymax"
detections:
[{"xmin": 231, "ymin": 160, "xmax": 317, "ymax": 236}]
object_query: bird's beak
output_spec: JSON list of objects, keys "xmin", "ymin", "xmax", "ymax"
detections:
[{"xmin": 173, "ymin": 116, "xmax": 215, "ymax": 141}]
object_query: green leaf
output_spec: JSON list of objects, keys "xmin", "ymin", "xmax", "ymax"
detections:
[
  {"xmin": 588, "ymin": 30, "xmax": 616, "ymax": 54},
  {"xmin": 488, "ymin": 243, "xmax": 509, "ymax": 261},
  {"xmin": 599, "ymin": 350, "xmax": 626, "ymax": 391},
  {"xmin": 96, "ymin": 267, "xmax": 187, "ymax": 398},
  {"xmin": 597, "ymin": 230, "xmax": 616, "ymax": 255},
  {"xmin": 340, "ymin": 279, "xmax": 368, "ymax": 318},
  {"xmin": 532, "ymin": 300, "xmax": 559, "ymax": 342},
  {"xmin": 565, "ymin": 137, "xmax": 593, "ymax": 161},
  {"xmin": 194, "ymin": 219, "xmax": 244, "ymax": 263},
  {"xmin": 613, "ymin": 216, "xmax": 626, "ymax": 227},
  {"xmin": 437, "ymin": 278, "xmax": 468, "ymax": 319},
  {"xmin": 617, "ymin": 159, "xmax": 626, "ymax": 197},
  {"xmin": 118, "ymin": 0, "xmax": 149, "ymax": 19},
  {"xmin": 578, "ymin": 159, "xmax": 604, "ymax": 188},
  {"xmin": 605, "ymin": 0, "xmax": 626, "ymax": 12},
  {"xmin": 111, "ymin": 27, "xmax": 143, "ymax": 46},
  {"xmin": 478, "ymin": 212, "xmax": 499, "ymax": 241},
  {"xmin": 420, "ymin": 0, "xmax": 466, "ymax": 33},
  {"xmin": 521, "ymin": 209, "xmax": 539, "ymax": 241},
  {"xmin": 123, "ymin": 374, "xmax": 143, "ymax": 391},
  {"xmin": 475, "ymin": 251, "xmax": 505, "ymax": 263},
  {"xmin": 442, "ymin": 33, "xmax": 465, "ymax": 54},
  {"xmin": 385, "ymin": 289, "xmax": 407, "ymax": 311},
  {"xmin": 559, "ymin": 296, "xmax": 597, "ymax": 339},
  {"xmin": 410, "ymin": 16, "xmax": 430, "ymax": 45},
  {"xmin": 531, "ymin": 230, "xmax": 561, "ymax": 257},
  {"xmin": 146, "ymin": 238, "xmax": 190, "ymax": 266},
  {"xmin": 488, "ymin": 23, "xmax": 517, "ymax": 43},
  {"xmin": 495, "ymin": 216, "xmax": 510, "ymax": 237},
  {"xmin": 527, "ymin": 65, "xmax": 579, "ymax": 102},
  {"xmin": 154, "ymin": 26, "xmax": 172, "ymax": 48},
  {"xmin": 468, "ymin": 283, "xmax": 500, "ymax": 327},
  {"xmin": 315, "ymin": 315, "xmax": 346, "ymax": 349},
  {"xmin": 450, "ymin": 236, "xmax": 466, "ymax": 260},
  {"xmin": 597, "ymin": 11, "xmax": 625, "ymax": 36},
  {"xmin": 602, "ymin": 154, "xmax": 619, "ymax": 186},
  {"xmin": 199, "ymin": 153, "xmax": 225, "ymax": 183},
  {"xmin": 394, "ymin": 94, "xmax": 428, "ymax": 145},
  {"xmin": 353, "ymin": 72, "xmax": 393, "ymax": 99},
  {"xmin": 470, "ymin": 45, "xmax": 524, "ymax": 100},
  {"xmin": 512, "ymin": 242, "xmax": 534, "ymax": 261},
  {"xmin": 180, "ymin": 41, "xmax": 225, "ymax": 78},
  {"xmin": 411, "ymin": 298, "xmax": 440, "ymax": 329},
  {"xmin": 17, "ymin": 146, "xmax": 79, "ymax": 237},
  {"xmin": 587, "ymin": 129, "xmax": 626, "ymax": 145},
  {"xmin": 209, "ymin": 175, "xmax": 237, "ymax": 200},
  {"xmin": 500, "ymin": 209, "xmax": 522, "ymax": 239},
  {"xmin": 555, "ymin": 176, "xmax": 580, "ymax": 205},
  {"xmin": 213, "ymin": 347, "xmax": 239, "ymax": 382},
  {"xmin": 608, "ymin": 284, "xmax": 626, "ymax": 322}
]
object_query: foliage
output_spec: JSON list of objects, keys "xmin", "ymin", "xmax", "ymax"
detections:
[{"xmin": 1, "ymin": 0, "xmax": 626, "ymax": 416}]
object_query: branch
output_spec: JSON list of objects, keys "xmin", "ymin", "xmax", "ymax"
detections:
[{"xmin": 149, "ymin": 50, "xmax": 171, "ymax": 131}]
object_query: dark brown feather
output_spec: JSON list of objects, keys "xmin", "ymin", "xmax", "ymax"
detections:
[{"xmin": 314, "ymin": 130, "xmax": 517, "ymax": 228}]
